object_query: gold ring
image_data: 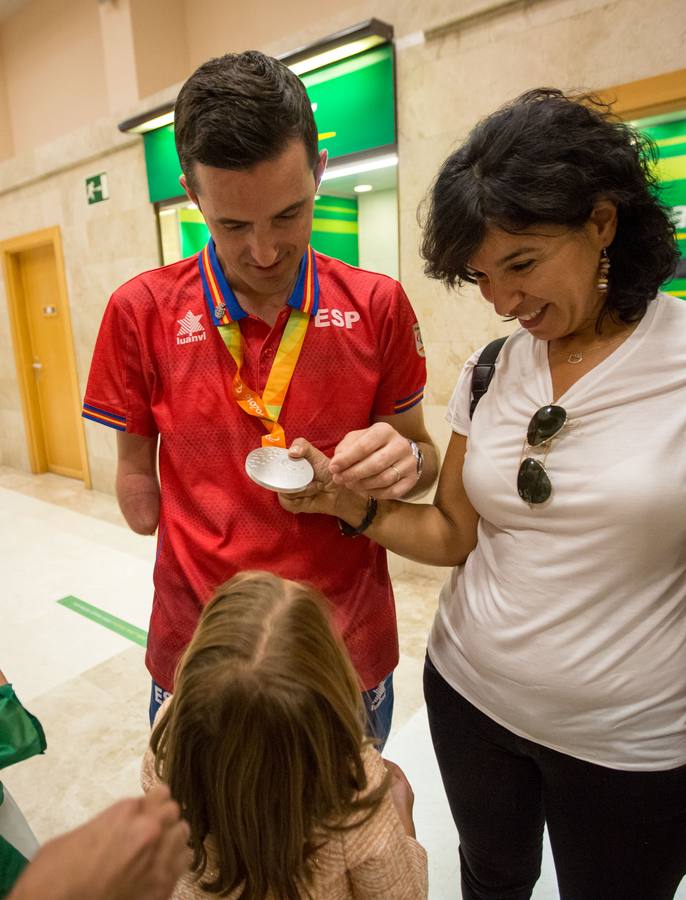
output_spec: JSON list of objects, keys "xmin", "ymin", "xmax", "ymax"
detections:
[{"xmin": 390, "ymin": 464, "xmax": 401, "ymax": 484}]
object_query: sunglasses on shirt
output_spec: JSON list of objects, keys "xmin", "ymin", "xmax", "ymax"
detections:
[{"xmin": 517, "ymin": 404, "xmax": 567, "ymax": 505}]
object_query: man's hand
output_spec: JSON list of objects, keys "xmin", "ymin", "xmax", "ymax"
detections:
[
  {"xmin": 329, "ymin": 422, "xmax": 420, "ymax": 500},
  {"xmin": 278, "ymin": 439, "xmax": 340, "ymax": 515},
  {"xmin": 8, "ymin": 785, "xmax": 191, "ymax": 900}
]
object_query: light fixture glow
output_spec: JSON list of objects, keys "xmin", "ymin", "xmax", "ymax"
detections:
[
  {"xmin": 289, "ymin": 36, "xmax": 384, "ymax": 76},
  {"xmin": 321, "ymin": 153, "xmax": 398, "ymax": 182},
  {"xmin": 354, "ymin": 184, "xmax": 373, "ymax": 193},
  {"xmin": 128, "ymin": 111, "xmax": 175, "ymax": 134}
]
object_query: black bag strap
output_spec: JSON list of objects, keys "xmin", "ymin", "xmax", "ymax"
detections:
[{"xmin": 469, "ymin": 336, "xmax": 507, "ymax": 419}]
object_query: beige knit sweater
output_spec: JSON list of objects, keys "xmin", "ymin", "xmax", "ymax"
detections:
[{"xmin": 141, "ymin": 729, "xmax": 428, "ymax": 899}]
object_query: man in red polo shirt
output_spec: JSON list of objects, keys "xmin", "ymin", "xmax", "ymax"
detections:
[{"xmin": 82, "ymin": 51, "xmax": 437, "ymax": 747}]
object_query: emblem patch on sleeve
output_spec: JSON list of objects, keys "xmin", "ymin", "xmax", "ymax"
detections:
[{"xmin": 413, "ymin": 322, "xmax": 426, "ymax": 358}]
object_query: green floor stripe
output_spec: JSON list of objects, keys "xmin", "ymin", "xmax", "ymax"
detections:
[{"xmin": 57, "ymin": 595, "xmax": 148, "ymax": 647}]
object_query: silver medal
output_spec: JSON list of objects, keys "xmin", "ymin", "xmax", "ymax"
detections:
[{"xmin": 244, "ymin": 446, "xmax": 314, "ymax": 494}]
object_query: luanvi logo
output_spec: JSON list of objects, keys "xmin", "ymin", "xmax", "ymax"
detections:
[{"xmin": 177, "ymin": 311, "xmax": 206, "ymax": 346}]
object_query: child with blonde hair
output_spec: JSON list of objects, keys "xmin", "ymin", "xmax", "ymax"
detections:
[{"xmin": 142, "ymin": 571, "xmax": 427, "ymax": 899}]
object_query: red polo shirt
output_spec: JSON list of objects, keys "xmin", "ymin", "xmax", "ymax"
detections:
[{"xmin": 83, "ymin": 249, "xmax": 426, "ymax": 691}]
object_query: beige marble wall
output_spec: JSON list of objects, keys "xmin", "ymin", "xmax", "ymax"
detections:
[
  {"xmin": 0, "ymin": 123, "xmax": 159, "ymax": 486},
  {"xmin": 0, "ymin": 0, "xmax": 109, "ymax": 155}
]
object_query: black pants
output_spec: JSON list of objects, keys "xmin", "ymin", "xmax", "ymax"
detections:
[{"xmin": 423, "ymin": 655, "xmax": 686, "ymax": 900}]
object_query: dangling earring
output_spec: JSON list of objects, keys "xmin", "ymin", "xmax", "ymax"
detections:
[{"xmin": 597, "ymin": 248, "xmax": 610, "ymax": 292}]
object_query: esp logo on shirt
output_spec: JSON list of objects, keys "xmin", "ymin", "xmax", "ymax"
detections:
[{"xmin": 314, "ymin": 308, "xmax": 360, "ymax": 329}]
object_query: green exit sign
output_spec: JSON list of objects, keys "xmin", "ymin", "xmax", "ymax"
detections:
[{"xmin": 86, "ymin": 172, "xmax": 109, "ymax": 204}]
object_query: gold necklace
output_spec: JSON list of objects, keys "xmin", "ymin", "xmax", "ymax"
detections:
[
  {"xmin": 567, "ymin": 345, "xmax": 606, "ymax": 364},
  {"xmin": 554, "ymin": 331, "xmax": 631, "ymax": 365}
]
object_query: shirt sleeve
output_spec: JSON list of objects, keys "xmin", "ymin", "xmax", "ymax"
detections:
[
  {"xmin": 371, "ymin": 281, "xmax": 428, "ymax": 418},
  {"xmin": 82, "ymin": 286, "xmax": 158, "ymax": 438},
  {"xmin": 343, "ymin": 749, "xmax": 429, "ymax": 899},
  {"xmin": 0, "ymin": 684, "xmax": 47, "ymax": 789},
  {"xmin": 446, "ymin": 346, "xmax": 486, "ymax": 437}
]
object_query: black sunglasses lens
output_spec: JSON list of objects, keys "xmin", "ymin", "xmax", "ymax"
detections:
[
  {"xmin": 518, "ymin": 458, "xmax": 552, "ymax": 504},
  {"xmin": 527, "ymin": 405, "xmax": 567, "ymax": 446}
]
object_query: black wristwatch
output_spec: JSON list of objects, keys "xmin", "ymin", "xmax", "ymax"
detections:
[{"xmin": 337, "ymin": 496, "xmax": 378, "ymax": 537}]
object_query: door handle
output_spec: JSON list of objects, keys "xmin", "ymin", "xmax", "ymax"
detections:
[{"xmin": 32, "ymin": 361, "xmax": 42, "ymax": 370}]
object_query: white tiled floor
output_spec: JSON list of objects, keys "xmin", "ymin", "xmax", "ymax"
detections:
[{"xmin": 1, "ymin": 467, "xmax": 685, "ymax": 898}]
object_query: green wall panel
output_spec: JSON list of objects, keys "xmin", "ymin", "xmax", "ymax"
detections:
[
  {"xmin": 310, "ymin": 195, "xmax": 358, "ymax": 265},
  {"xmin": 642, "ymin": 117, "xmax": 686, "ymax": 298},
  {"xmin": 178, "ymin": 208, "xmax": 210, "ymax": 258},
  {"xmin": 301, "ymin": 44, "xmax": 395, "ymax": 161},
  {"xmin": 144, "ymin": 124, "xmax": 183, "ymax": 205}
]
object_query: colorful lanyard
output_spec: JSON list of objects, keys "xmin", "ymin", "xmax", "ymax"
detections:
[{"xmin": 199, "ymin": 243, "xmax": 318, "ymax": 448}]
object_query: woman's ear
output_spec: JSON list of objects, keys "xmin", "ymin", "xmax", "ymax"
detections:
[{"xmin": 588, "ymin": 198, "xmax": 618, "ymax": 248}]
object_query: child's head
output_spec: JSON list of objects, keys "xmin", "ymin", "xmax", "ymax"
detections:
[{"xmin": 150, "ymin": 571, "xmax": 387, "ymax": 900}]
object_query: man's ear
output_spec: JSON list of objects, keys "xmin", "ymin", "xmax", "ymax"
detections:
[
  {"xmin": 179, "ymin": 173, "xmax": 200, "ymax": 208},
  {"xmin": 314, "ymin": 149, "xmax": 328, "ymax": 192}
]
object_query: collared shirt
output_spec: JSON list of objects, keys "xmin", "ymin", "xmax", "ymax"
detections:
[{"xmin": 83, "ymin": 250, "xmax": 427, "ymax": 691}]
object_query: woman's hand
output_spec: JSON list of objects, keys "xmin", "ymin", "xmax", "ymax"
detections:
[{"xmin": 329, "ymin": 422, "xmax": 420, "ymax": 499}]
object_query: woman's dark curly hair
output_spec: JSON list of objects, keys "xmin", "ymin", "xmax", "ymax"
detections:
[{"xmin": 421, "ymin": 88, "xmax": 678, "ymax": 324}]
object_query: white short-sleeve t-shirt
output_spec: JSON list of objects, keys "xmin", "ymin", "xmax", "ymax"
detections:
[{"xmin": 428, "ymin": 294, "xmax": 686, "ymax": 770}]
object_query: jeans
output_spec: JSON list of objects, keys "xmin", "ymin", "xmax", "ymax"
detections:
[
  {"xmin": 150, "ymin": 671, "xmax": 394, "ymax": 750},
  {"xmin": 423, "ymin": 654, "xmax": 686, "ymax": 900},
  {"xmin": 361, "ymin": 672, "xmax": 394, "ymax": 751}
]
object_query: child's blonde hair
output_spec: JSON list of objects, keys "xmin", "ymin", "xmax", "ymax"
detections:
[{"xmin": 150, "ymin": 571, "xmax": 389, "ymax": 899}]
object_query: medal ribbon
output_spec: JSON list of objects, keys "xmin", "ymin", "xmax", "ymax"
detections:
[{"xmin": 199, "ymin": 244, "xmax": 318, "ymax": 448}]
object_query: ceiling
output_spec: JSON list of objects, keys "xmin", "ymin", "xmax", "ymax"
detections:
[{"xmin": 320, "ymin": 164, "xmax": 398, "ymax": 199}]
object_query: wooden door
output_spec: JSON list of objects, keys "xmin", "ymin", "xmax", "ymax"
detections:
[
  {"xmin": 20, "ymin": 244, "xmax": 82, "ymax": 476},
  {"xmin": 2, "ymin": 227, "xmax": 90, "ymax": 484}
]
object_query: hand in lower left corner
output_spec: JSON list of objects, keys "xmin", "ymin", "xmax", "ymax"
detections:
[{"xmin": 8, "ymin": 784, "xmax": 191, "ymax": 900}]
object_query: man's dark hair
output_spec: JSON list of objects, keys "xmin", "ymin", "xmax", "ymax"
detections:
[
  {"xmin": 174, "ymin": 51, "xmax": 318, "ymax": 191},
  {"xmin": 421, "ymin": 88, "xmax": 679, "ymax": 324}
]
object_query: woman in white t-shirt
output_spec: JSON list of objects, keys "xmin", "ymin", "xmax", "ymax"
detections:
[{"xmin": 282, "ymin": 89, "xmax": 686, "ymax": 899}]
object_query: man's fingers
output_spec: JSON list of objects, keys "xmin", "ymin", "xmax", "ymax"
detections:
[
  {"xmin": 278, "ymin": 494, "xmax": 308, "ymax": 513},
  {"xmin": 287, "ymin": 438, "xmax": 311, "ymax": 458}
]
